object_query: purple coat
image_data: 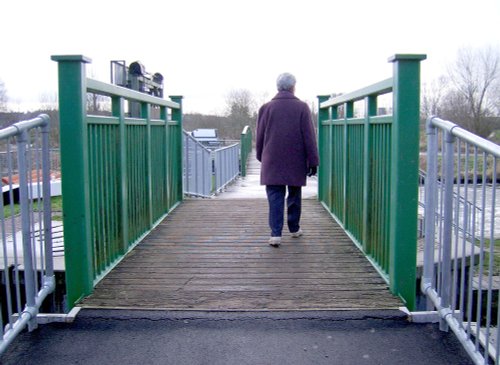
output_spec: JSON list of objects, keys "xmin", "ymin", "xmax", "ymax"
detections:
[{"xmin": 256, "ymin": 91, "xmax": 319, "ymax": 187}]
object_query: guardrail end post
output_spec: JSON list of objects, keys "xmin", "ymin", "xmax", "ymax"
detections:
[
  {"xmin": 51, "ymin": 54, "xmax": 94, "ymax": 309},
  {"xmin": 387, "ymin": 54, "xmax": 426, "ymax": 310}
]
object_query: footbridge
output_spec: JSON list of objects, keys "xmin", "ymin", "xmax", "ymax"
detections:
[{"xmin": 1, "ymin": 54, "xmax": 499, "ymax": 364}]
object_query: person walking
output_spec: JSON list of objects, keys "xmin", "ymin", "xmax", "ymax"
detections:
[{"xmin": 256, "ymin": 73, "xmax": 319, "ymax": 247}]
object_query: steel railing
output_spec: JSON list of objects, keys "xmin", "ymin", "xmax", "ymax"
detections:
[
  {"xmin": 52, "ymin": 55, "xmax": 183, "ymax": 309},
  {"xmin": 183, "ymin": 132, "xmax": 213, "ymax": 197},
  {"xmin": 419, "ymin": 169, "xmax": 482, "ymax": 240},
  {"xmin": 422, "ymin": 116, "xmax": 500, "ymax": 365},
  {"xmin": 0, "ymin": 115, "xmax": 55, "ymax": 355},
  {"xmin": 318, "ymin": 54, "xmax": 426, "ymax": 309},
  {"xmin": 183, "ymin": 131, "xmax": 242, "ymax": 197}
]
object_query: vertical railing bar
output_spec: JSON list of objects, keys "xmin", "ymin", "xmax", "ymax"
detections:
[
  {"xmin": 40, "ymin": 115, "xmax": 54, "ymax": 307},
  {"xmin": 495, "ymin": 160, "xmax": 500, "ymax": 364},
  {"xmin": 90, "ymin": 126, "xmax": 98, "ymax": 272},
  {"xmin": 424, "ymin": 117, "xmax": 438, "ymax": 310},
  {"xmin": 437, "ymin": 129, "xmax": 444, "ymax": 296},
  {"xmin": 101, "ymin": 124, "xmax": 108, "ymax": 265},
  {"xmin": 91, "ymin": 125, "xmax": 98, "ymax": 271},
  {"xmin": 26, "ymin": 133, "xmax": 40, "ymax": 295},
  {"xmin": 17, "ymin": 129, "xmax": 38, "ymax": 331},
  {"xmin": 100, "ymin": 125, "xmax": 107, "ymax": 269},
  {"xmin": 439, "ymin": 129, "xmax": 455, "ymax": 332},
  {"xmin": 374, "ymin": 126, "xmax": 380, "ymax": 263},
  {"xmin": 384, "ymin": 123, "xmax": 391, "ymax": 269},
  {"xmin": 33, "ymin": 129, "xmax": 44, "ymax": 280},
  {"xmin": 476, "ymin": 152, "xmax": 489, "ymax": 357},
  {"xmin": 0, "ymin": 148, "xmax": 13, "ymax": 331},
  {"xmin": 105, "ymin": 124, "xmax": 112, "ymax": 264},
  {"xmin": 377, "ymin": 125, "xmax": 382, "ymax": 265},
  {"xmin": 482, "ymin": 152, "xmax": 498, "ymax": 358},
  {"xmin": 451, "ymin": 139, "xmax": 461, "ymax": 311},
  {"xmin": 145, "ymin": 103, "xmax": 153, "ymax": 228},
  {"xmin": 459, "ymin": 141, "xmax": 470, "ymax": 322},
  {"xmin": 471, "ymin": 147, "xmax": 480, "ymax": 350},
  {"xmin": 6, "ymin": 143, "xmax": 22, "ymax": 315}
]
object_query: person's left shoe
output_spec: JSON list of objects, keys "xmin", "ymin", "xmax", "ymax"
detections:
[
  {"xmin": 269, "ymin": 236, "xmax": 281, "ymax": 247},
  {"xmin": 291, "ymin": 229, "xmax": 303, "ymax": 238}
]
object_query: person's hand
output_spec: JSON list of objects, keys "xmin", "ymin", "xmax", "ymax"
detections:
[{"xmin": 307, "ymin": 166, "xmax": 317, "ymax": 177}]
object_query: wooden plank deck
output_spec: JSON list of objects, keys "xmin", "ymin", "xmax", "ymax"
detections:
[{"xmin": 79, "ymin": 198, "xmax": 403, "ymax": 310}]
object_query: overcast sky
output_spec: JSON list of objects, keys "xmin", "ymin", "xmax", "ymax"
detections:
[{"xmin": 1, "ymin": 0, "xmax": 499, "ymax": 114}]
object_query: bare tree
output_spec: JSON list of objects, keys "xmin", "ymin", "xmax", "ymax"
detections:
[
  {"xmin": 39, "ymin": 91, "xmax": 58, "ymax": 111},
  {"xmin": 224, "ymin": 89, "xmax": 256, "ymax": 139},
  {"xmin": 446, "ymin": 46, "xmax": 500, "ymax": 136},
  {"xmin": 421, "ymin": 76, "xmax": 448, "ymax": 120},
  {"xmin": 0, "ymin": 79, "xmax": 8, "ymax": 111}
]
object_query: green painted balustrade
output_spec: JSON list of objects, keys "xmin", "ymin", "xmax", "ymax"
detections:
[
  {"xmin": 240, "ymin": 125, "xmax": 252, "ymax": 177},
  {"xmin": 52, "ymin": 55, "xmax": 183, "ymax": 309},
  {"xmin": 317, "ymin": 54, "xmax": 426, "ymax": 310}
]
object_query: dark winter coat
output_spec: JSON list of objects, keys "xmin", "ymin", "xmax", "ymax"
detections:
[{"xmin": 256, "ymin": 91, "xmax": 319, "ymax": 187}]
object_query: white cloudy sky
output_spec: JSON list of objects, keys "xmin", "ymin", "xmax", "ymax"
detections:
[{"xmin": 1, "ymin": 0, "xmax": 499, "ymax": 114}]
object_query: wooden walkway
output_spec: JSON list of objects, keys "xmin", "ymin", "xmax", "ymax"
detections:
[{"xmin": 80, "ymin": 198, "xmax": 402, "ymax": 310}]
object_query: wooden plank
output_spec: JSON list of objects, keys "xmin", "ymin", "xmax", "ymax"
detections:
[{"xmin": 80, "ymin": 199, "xmax": 402, "ymax": 310}]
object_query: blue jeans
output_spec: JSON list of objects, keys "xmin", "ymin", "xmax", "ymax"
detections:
[{"xmin": 265, "ymin": 185, "xmax": 302, "ymax": 237}]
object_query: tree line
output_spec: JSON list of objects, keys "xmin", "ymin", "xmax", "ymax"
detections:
[
  {"xmin": 1, "ymin": 45, "xmax": 498, "ymax": 146},
  {"xmin": 421, "ymin": 46, "xmax": 500, "ymax": 139}
]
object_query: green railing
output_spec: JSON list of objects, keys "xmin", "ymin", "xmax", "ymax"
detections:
[
  {"xmin": 318, "ymin": 54, "xmax": 426, "ymax": 310},
  {"xmin": 240, "ymin": 125, "xmax": 252, "ymax": 176},
  {"xmin": 52, "ymin": 55, "xmax": 183, "ymax": 309}
]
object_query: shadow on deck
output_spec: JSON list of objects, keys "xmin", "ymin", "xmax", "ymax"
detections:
[{"xmin": 80, "ymin": 198, "xmax": 402, "ymax": 310}]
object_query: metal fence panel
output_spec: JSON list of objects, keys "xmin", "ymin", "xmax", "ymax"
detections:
[
  {"xmin": 183, "ymin": 130, "xmax": 244, "ymax": 198},
  {"xmin": 52, "ymin": 55, "xmax": 183, "ymax": 309},
  {"xmin": 183, "ymin": 132, "xmax": 212, "ymax": 197},
  {"xmin": 214, "ymin": 143, "xmax": 239, "ymax": 192},
  {"xmin": 422, "ymin": 116, "xmax": 500, "ymax": 365},
  {"xmin": 0, "ymin": 115, "xmax": 55, "ymax": 355},
  {"xmin": 318, "ymin": 54, "xmax": 426, "ymax": 309}
]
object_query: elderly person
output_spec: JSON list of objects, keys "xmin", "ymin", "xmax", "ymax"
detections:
[{"xmin": 256, "ymin": 73, "xmax": 319, "ymax": 247}]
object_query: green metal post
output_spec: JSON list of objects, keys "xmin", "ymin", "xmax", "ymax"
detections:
[
  {"xmin": 112, "ymin": 96, "xmax": 129, "ymax": 254},
  {"xmin": 362, "ymin": 96, "xmax": 377, "ymax": 251},
  {"xmin": 317, "ymin": 96, "xmax": 330, "ymax": 204},
  {"xmin": 142, "ymin": 102, "xmax": 153, "ymax": 227},
  {"xmin": 343, "ymin": 102, "xmax": 354, "ymax": 224},
  {"xmin": 51, "ymin": 55, "xmax": 93, "ymax": 309},
  {"xmin": 388, "ymin": 54, "xmax": 426, "ymax": 310},
  {"xmin": 160, "ymin": 106, "xmax": 169, "ymax": 212},
  {"xmin": 169, "ymin": 96, "xmax": 183, "ymax": 202},
  {"xmin": 240, "ymin": 129, "xmax": 247, "ymax": 177}
]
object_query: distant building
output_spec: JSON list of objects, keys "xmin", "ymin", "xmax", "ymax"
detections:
[{"xmin": 191, "ymin": 128, "xmax": 221, "ymax": 148}]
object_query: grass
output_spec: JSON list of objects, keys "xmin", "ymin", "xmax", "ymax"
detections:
[
  {"xmin": 3, "ymin": 195, "xmax": 63, "ymax": 220},
  {"xmin": 481, "ymin": 238, "xmax": 500, "ymax": 276}
]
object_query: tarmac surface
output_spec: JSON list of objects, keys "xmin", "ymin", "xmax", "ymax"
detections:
[{"xmin": 3, "ymin": 309, "xmax": 473, "ymax": 365}]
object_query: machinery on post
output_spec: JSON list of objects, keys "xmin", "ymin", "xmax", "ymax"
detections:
[{"xmin": 110, "ymin": 60, "xmax": 164, "ymax": 117}]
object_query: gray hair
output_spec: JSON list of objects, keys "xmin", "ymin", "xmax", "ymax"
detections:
[{"xmin": 276, "ymin": 73, "xmax": 296, "ymax": 92}]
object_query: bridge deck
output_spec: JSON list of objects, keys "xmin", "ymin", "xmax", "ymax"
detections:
[{"xmin": 80, "ymin": 198, "xmax": 402, "ymax": 310}]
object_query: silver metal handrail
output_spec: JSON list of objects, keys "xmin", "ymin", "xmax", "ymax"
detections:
[
  {"xmin": 183, "ymin": 131, "xmax": 240, "ymax": 197},
  {"xmin": 422, "ymin": 116, "xmax": 500, "ymax": 364},
  {"xmin": 0, "ymin": 114, "xmax": 55, "ymax": 355}
]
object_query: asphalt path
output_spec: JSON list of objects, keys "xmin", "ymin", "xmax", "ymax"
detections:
[{"xmin": 2, "ymin": 309, "xmax": 473, "ymax": 365}]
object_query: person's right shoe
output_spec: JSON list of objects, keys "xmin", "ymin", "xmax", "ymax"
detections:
[
  {"xmin": 291, "ymin": 229, "xmax": 303, "ymax": 238},
  {"xmin": 268, "ymin": 236, "xmax": 281, "ymax": 247}
]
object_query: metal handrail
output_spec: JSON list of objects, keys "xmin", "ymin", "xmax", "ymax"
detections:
[
  {"xmin": 183, "ymin": 130, "xmax": 241, "ymax": 197},
  {"xmin": 0, "ymin": 115, "xmax": 54, "ymax": 355},
  {"xmin": 422, "ymin": 116, "xmax": 500, "ymax": 365}
]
